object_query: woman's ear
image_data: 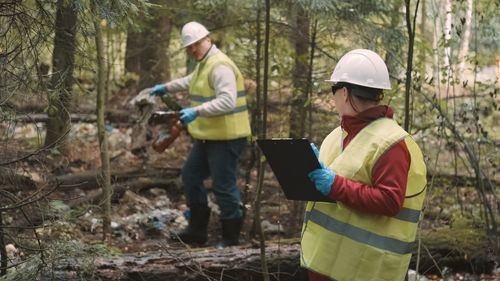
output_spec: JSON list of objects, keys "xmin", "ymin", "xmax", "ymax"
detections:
[{"xmin": 342, "ymin": 88, "xmax": 349, "ymax": 101}]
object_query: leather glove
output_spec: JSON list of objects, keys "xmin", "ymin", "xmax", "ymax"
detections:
[
  {"xmin": 308, "ymin": 143, "xmax": 336, "ymax": 196},
  {"xmin": 179, "ymin": 107, "xmax": 198, "ymax": 124},
  {"xmin": 150, "ymin": 84, "xmax": 167, "ymax": 96}
]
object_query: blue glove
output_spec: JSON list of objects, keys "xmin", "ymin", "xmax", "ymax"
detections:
[
  {"xmin": 308, "ymin": 143, "xmax": 335, "ymax": 195},
  {"xmin": 308, "ymin": 162, "xmax": 336, "ymax": 196},
  {"xmin": 179, "ymin": 107, "xmax": 198, "ymax": 124},
  {"xmin": 310, "ymin": 143, "xmax": 320, "ymax": 158},
  {"xmin": 150, "ymin": 84, "xmax": 167, "ymax": 96}
]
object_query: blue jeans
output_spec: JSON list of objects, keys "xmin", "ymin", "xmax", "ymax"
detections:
[{"xmin": 182, "ymin": 138, "xmax": 247, "ymax": 219}]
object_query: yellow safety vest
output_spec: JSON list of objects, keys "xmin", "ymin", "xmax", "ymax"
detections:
[
  {"xmin": 187, "ymin": 51, "xmax": 251, "ymax": 140},
  {"xmin": 301, "ymin": 118, "xmax": 427, "ymax": 281}
]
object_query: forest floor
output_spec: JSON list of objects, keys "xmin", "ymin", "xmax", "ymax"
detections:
[
  {"xmin": 4, "ymin": 121, "xmax": 499, "ymax": 281},
  {"xmin": 2, "ymin": 90, "xmax": 499, "ymax": 281}
]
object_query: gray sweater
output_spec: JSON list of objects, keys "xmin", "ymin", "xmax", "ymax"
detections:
[{"xmin": 165, "ymin": 45, "xmax": 238, "ymax": 117}]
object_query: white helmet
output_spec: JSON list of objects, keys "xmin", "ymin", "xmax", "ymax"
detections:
[
  {"xmin": 326, "ymin": 49, "xmax": 391, "ymax": 90},
  {"xmin": 181, "ymin": 21, "xmax": 210, "ymax": 48}
]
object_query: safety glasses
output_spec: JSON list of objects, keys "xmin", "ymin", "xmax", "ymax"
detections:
[{"xmin": 331, "ymin": 84, "xmax": 345, "ymax": 95}]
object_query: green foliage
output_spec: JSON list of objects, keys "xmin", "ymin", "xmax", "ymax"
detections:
[
  {"xmin": 0, "ymin": 1, "xmax": 54, "ymax": 95},
  {"xmin": 470, "ymin": 0, "xmax": 499, "ymax": 65},
  {"xmin": 68, "ymin": 0, "xmax": 152, "ymax": 24},
  {"xmin": 293, "ymin": 0, "xmax": 338, "ymax": 13},
  {"xmin": 47, "ymin": 200, "xmax": 72, "ymax": 220}
]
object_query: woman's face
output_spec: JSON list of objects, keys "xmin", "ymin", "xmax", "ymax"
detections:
[{"xmin": 332, "ymin": 86, "xmax": 348, "ymax": 116}]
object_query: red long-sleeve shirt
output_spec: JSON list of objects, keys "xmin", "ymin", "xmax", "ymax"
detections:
[
  {"xmin": 328, "ymin": 105, "xmax": 410, "ymax": 216},
  {"xmin": 309, "ymin": 105, "xmax": 410, "ymax": 281}
]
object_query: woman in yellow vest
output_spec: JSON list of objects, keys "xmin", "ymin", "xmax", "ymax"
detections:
[
  {"xmin": 303, "ymin": 49, "xmax": 427, "ymax": 281},
  {"xmin": 146, "ymin": 22, "xmax": 251, "ymax": 247}
]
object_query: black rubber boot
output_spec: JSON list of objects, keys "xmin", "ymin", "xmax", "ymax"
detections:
[
  {"xmin": 173, "ymin": 206, "xmax": 210, "ymax": 244},
  {"xmin": 217, "ymin": 217, "xmax": 244, "ymax": 248}
]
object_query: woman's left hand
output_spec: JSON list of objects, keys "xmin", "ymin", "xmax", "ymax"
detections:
[{"xmin": 308, "ymin": 162, "xmax": 336, "ymax": 196}]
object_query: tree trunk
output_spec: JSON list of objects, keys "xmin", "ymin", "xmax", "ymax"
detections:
[
  {"xmin": 92, "ymin": 2, "xmax": 112, "ymax": 241},
  {"xmin": 44, "ymin": 0, "xmax": 77, "ymax": 151},
  {"xmin": 284, "ymin": 3, "xmax": 310, "ymax": 241},
  {"xmin": 456, "ymin": 0, "xmax": 473, "ymax": 86},
  {"xmin": 125, "ymin": 30, "xmax": 142, "ymax": 75},
  {"xmin": 417, "ymin": 0, "xmax": 427, "ymax": 75},
  {"xmin": 443, "ymin": 0, "xmax": 453, "ymax": 81},
  {"xmin": 404, "ymin": 0, "xmax": 420, "ymax": 131},
  {"xmin": 252, "ymin": 1, "xmax": 273, "ymax": 280},
  {"xmin": 137, "ymin": 5, "xmax": 172, "ymax": 90},
  {"xmin": 385, "ymin": 0, "xmax": 404, "ymax": 77},
  {"xmin": 306, "ymin": 19, "xmax": 317, "ymax": 139},
  {"xmin": 124, "ymin": 5, "xmax": 172, "ymax": 90},
  {"xmin": 288, "ymin": 4, "xmax": 310, "ymax": 140}
]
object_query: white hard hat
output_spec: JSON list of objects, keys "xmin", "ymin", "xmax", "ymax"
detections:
[
  {"xmin": 326, "ymin": 49, "xmax": 391, "ymax": 90},
  {"xmin": 181, "ymin": 21, "xmax": 210, "ymax": 48}
]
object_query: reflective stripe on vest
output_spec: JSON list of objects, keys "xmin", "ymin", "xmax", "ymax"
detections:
[
  {"xmin": 191, "ymin": 90, "xmax": 247, "ymax": 102},
  {"xmin": 187, "ymin": 52, "xmax": 251, "ymax": 140},
  {"xmin": 301, "ymin": 118, "xmax": 427, "ymax": 281},
  {"xmin": 304, "ymin": 208, "xmax": 414, "ymax": 255}
]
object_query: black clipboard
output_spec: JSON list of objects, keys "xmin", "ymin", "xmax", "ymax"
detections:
[{"xmin": 257, "ymin": 138, "xmax": 332, "ymax": 202}]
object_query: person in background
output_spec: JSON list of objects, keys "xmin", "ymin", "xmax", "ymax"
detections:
[
  {"xmin": 145, "ymin": 21, "xmax": 251, "ymax": 247},
  {"xmin": 303, "ymin": 49, "xmax": 427, "ymax": 281}
]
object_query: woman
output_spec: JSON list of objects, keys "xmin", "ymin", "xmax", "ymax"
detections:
[{"xmin": 303, "ymin": 49, "xmax": 427, "ymax": 281}]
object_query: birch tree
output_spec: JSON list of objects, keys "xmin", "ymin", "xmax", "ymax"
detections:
[
  {"xmin": 443, "ymin": 0, "xmax": 453, "ymax": 84},
  {"xmin": 456, "ymin": 0, "xmax": 473, "ymax": 85}
]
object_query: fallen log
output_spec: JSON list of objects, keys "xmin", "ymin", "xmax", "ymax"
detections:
[
  {"xmin": 58, "ymin": 239, "xmax": 308, "ymax": 281},
  {"xmin": 47, "ymin": 229, "xmax": 497, "ymax": 281},
  {"xmin": 14, "ymin": 113, "xmax": 97, "ymax": 123},
  {"xmin": 50, "ymin": 167, "xmax": 181, "ymax": 191},
  {"xmin": 14, "ymin": 110, "xmax": 138, "ymax": 125},
  {"xmin": 0, "ymin": 167, "xmax": 37, "ymax": 191},
  {"xmin": 411, "ymin": 227, "xmax": 498, "ymax": 274},
  {"xmin": 66, "ymin": 178, "xmax": 181, "ymax": 207}
]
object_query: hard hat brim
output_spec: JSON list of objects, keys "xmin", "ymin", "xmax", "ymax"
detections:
[
  {"xmin": 324, "ymin": 78, "xmax": 391, "ymax": 90},
  {"xmin": 182, "ymin": 34, "xmax": 209, "ymax": 48}
]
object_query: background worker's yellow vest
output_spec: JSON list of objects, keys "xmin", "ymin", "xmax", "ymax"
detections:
[
  {"xmin": 301, "ymin": 118, "xmax": 427, "ymax": 281},
  {"xmin": 187, "ymin": 52, "xmax": 251, "ymax": 140}
]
